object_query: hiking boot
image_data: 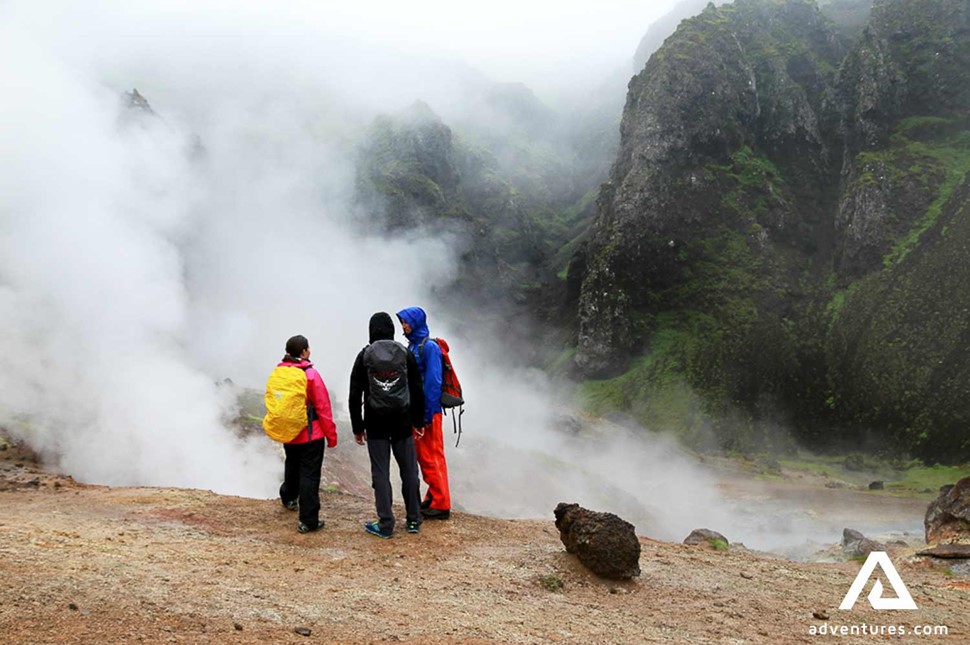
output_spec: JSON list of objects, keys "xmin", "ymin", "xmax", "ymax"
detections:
[
  {"xmin": 406, "ymin": 520, "xmax": 421, "ymax": 534},
  {"xmin": 297, "ymin": 520, "xmax": 324, "ymax": 533},
  {"xmin": 364, "ymin": 521, "xmax": 393, "ymax": 539},
  {"xmin": 282, "ymin": 499, "xmax": 298, "ymax": 511},
  {"xmin": 420, "ymin": 495, "xmax": 433, "ymax": 510},
  {"xmin": 421, "ymin": 507, "xmax": 450, "ymax": 520}
]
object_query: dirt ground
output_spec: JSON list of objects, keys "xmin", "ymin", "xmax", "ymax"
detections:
[{"xmin": 1, "ymin": 438, "xmax": 967, "ymax": 645}]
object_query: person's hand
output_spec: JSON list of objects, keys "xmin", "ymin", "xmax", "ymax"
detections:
[
  {"xmin": 355, "ymin": 431, "xmax": 367, "ymax": 445},
  {"xmin": 413, "ymin": 426, "xmax": 425, "ymax": 439},
  {"xmin": 327, "ymin": 433, "xmax": 338, "ymax": 448}
]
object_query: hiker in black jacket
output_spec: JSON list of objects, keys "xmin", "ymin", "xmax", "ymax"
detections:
[{"xmin": 349, "ymin": 312, "xmax": 425, "ymax": 538}]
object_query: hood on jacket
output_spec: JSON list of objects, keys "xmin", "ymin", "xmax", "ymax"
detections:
[
  {"xmin": 397, "ymin": 306, "xmax": 430, "ymax": 343},
  {"xmin": 280, "ymin": 356, "xmax": 312, "ymax": 368},
  {"xmin": 369, "ymin": 312, "xmax": 395, "ymax": 343}
]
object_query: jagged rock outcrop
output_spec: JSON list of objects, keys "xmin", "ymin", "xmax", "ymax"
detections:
[
  {"xmin": 571, "ymin": 0, "xmax": 970, "ymax": 461},
  {"xmin": 123, "ymin": 88, "xmax": 154, "ymax": 115},
  {"xmin": 118, "ymin": 89, "xmax": 205, "ymax": 159},
  {"xmin": 831, "ymin": 0, "xmax": 970, "ymax": 279},
  {"xmin": 831, "ymin": 0, "xmax": 970, "ymax": 265},
  {"xmin": 355, "ymin": 101, "xmax": 464, "ymax": 229},
  {"xmin": 834, "ymin": 150, "xmax": 945, "ymax": 278},
  {"xmin": 833, "ymin": 25, "xmax": 904, "ymax": 159},
  {"xmin": 925, "ymin": 479, "xmax": 970, "ymax": 546},
  {"xmin": 835, "ymin": 0, "xmax": 969, "ymax": 158},
  {"xmin": 554, "ymin": 502, "xmax": 641, "ymax": 579}
]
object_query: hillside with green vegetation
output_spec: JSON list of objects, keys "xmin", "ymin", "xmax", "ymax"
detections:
[{"xmin": 574, "ymin": 0, "xmax": 970, "ymax": 463}]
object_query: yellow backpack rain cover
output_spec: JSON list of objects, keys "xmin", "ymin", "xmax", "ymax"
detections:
[{"xmin": 263, "ymin": 366, "xmax": 310, "ymax": 443}]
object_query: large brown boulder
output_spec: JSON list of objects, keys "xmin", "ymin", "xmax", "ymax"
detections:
[
  {"xmin": 925, "ymin": 478, "xmax": 970, "ymax": 546},
  {"xmin": 554, "ymin": 503, "xmax": 641, "ymax": 579}
]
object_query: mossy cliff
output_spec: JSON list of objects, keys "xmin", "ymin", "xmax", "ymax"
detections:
[
  {"xmin": 576, "ymin": 0, "xmax": 970, "ymax": 461},
  {"xmin": 355, "ymin": 102, "xmax": 465, "ymax": 229},
  {"xmin": 355, "ymin": 102, "xmax": 546, "ymax": 303}
]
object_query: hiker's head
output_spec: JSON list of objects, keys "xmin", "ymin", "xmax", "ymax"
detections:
[
  {"xmin": 396, "ymin": 306, "xmax": 429, "ymax": 341},
  {"xmin": 368, "ymin": 312, "xmax": 395, "ymax": 343},
  {"xmin": 285, "ymin": 334, "xmax": 310, "ymax": 359}
]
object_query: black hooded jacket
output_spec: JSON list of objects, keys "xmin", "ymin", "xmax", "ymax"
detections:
[{"xmin": 349, "ymin": 312, "xmax": 425, "ymax": 440}]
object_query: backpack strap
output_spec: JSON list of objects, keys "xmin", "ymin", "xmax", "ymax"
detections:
[
  {"xmin": 452, "ymin": 404, "xmax": 464, "ymax": 447},
  {"xmin": 300, "ymin": 364, "xmax": 318, "ymax": 439},
  {"xmin": 417, "ymin": 337, "xmax": 428, "ymax": 368},
  {"xmin": 421, "ymin": 338, "xmax": 463, "ymax": 445}
]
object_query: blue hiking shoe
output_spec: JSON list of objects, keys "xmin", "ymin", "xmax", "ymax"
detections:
[
  {"xmin": 406, "ymin": 520, "xmax": 421, "ymax": 534},
  {"xmin": 364, "ymin": 521, "xmax": 393, "ymax": 539}
]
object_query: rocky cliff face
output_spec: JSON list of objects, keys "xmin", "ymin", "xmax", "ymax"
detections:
[
  {"xmin": 575, "ymin": 0, "xmax": 970, "ymax": 461},
  {"xmin": 578, "ymin": 0, "xmax": 845, "ymax": 376},
  {"xmin": 828, "ymin": 156, "xmax": 970, "ymax": 460},
  {"xmin": 355, "ymin": 102, "xmax": 465, "ymax": 229}
]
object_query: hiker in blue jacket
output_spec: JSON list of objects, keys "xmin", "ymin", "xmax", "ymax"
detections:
[{"xmin": 396, "ymin": 306, "xmax": 451, "ymax": 519}]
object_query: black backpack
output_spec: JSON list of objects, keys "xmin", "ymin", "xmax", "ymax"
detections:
[{"xmin": 363, "ymin": 339, "xmax": 410, "ymax": 413}]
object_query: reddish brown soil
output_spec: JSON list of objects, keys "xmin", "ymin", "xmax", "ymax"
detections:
[{"xmin": 1, "ymin": 438, "xmax": 967, "ymax": 644}]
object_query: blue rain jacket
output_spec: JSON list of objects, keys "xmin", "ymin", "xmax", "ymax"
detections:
[{"xmin": 397, "ymin": 306, "xmax": 442, "ymax": 424}]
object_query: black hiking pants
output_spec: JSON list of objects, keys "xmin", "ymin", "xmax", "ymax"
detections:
[
  {"xmin": 280, "ymin": 439, "xmax": 325, "ymax": 526},
  {"xmin": 367, "ymin": 434, "xmax": 421, "ymax": 534}
]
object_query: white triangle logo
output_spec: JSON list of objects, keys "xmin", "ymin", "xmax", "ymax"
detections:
[{"xmin": 839, "ymin": 551, "xmax": 917, "ymax": 610}]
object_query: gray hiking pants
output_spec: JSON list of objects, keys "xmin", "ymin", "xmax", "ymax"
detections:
[{"xmin": 367, "ymin": 434, "xmax": 421, "ymax": 533}]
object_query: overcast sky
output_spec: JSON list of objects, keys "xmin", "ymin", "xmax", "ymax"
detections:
[
  {"xmin": 320, "ymin": 0, "xmax": 677, "ymax": 86},
  {"xmin": 9, "ymin": 0, "xmax": 681, "ymax": 108}
]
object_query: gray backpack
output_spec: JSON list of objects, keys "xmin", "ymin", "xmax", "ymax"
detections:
[{"xmin": 363, "ymin": 339, "xmax": 410, "ymax": 413}]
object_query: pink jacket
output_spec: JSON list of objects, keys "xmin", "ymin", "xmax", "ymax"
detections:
[{"xmin": 277, "ymin": 359, "xmax": 338, "ymax": 447}]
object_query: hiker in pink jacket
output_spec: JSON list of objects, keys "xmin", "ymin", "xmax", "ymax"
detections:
[{"xmin": 277, "ymin": 335, "xmax": 338, "ymax": 533}]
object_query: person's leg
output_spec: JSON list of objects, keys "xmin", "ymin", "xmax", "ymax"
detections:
[
  {"xmin": 280, "ymin": 443, "xmax": 301, "ymax": 507},
  {"xmin": 392, "ymin": 434, "xmax": 422, "ymax": 525},
  {"xmin": 298, "ymin": 440, "xmax": 325, "ymax": 527},
  {"xmin": 367, "ymin": 437, "xmax": 395, "ymax": 533},
  {"xmin": 418, "ymin": 413, "xmax": 450, "ymax": 512}
]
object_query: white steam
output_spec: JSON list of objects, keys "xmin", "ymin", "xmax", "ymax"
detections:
[{"xmin": 0, "ymin": 1, "xmax": 458, "ymax": 495}]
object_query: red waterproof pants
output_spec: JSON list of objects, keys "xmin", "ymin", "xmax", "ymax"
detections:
[{"xmin": 414, "ymin": 413, "xmax": 451, "ymax": 511}]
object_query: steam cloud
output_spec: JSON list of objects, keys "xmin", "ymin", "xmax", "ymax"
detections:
[{"xmin": 0, "ymin": 0, "xmax": 460, "ymax": 495}]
